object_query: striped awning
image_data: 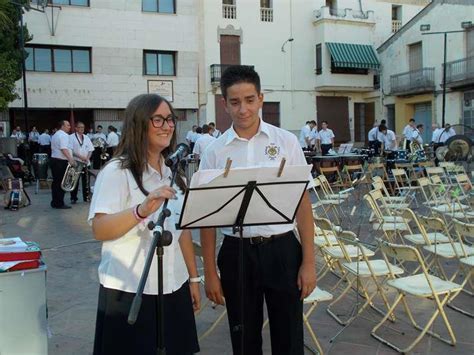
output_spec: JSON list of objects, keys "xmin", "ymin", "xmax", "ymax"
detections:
[{"xmin": 326, "ymin": 42, "xmax": 380, "ymax": 70}]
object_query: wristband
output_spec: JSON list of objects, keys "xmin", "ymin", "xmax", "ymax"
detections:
[
  {"xmin": 189, "ymin": 276, "xmax": 201, "ymax": 283},
  {"xmin": 133, "ymin": 204, "xmax": 146, "ymax": 221}
]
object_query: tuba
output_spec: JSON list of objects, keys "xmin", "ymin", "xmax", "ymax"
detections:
[
  {"xmin": 409, "ymin": 140, "xmax": 422, "ymax": 154},
  {"xmin": 61, "ymin": 161, "xmax": 87, "ymax": 192}
]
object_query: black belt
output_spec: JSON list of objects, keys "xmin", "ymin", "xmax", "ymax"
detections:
[{"xmin": 224, "ymin": 231, "xmax": 293, "ymax": 245}]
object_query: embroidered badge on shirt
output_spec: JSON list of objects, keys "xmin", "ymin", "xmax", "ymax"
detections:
[{"xmin": 265, "ymin": 143, "xmax": 280, "ymax": 160}]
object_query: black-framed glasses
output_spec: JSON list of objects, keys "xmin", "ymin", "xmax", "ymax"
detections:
[{"xmin": 149, "ymin": 114, "xmax": 176, "ymax": 128}]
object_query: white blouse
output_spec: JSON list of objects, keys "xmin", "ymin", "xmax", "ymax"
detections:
[{"xmin": 88, "ymin": 159, "xmax": 188, "ymax": 295}]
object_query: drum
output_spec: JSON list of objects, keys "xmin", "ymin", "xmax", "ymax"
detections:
[
  {"xmin": 393, "ymin": 150, "xmax": 408, "ymax": 162},
  {"xmin": 32, "ymin": 153, "xmax": 49, "ymax": 180},
  {"xmin": 185, "ymin": 158, "xmax": 199, "ymax": 184},
  {"xmin": 340, "ymin": 154, "xmax": 364, "ymax": 166},
  {"xmin": 415, "ymin": 150, "xmax": 427, "ymax": 162}
]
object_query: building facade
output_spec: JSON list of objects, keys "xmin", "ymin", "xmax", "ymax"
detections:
[
  {"xmin": 7, "ymin": 0, "xmax": 199, "ymax": 143},
  {"xmin": 378, "ymin": 0, "xmax": 474, "ymax": 143},
  {"xmin": 198, "ymin": 0, "xmax": 427, "ymax": 141}
]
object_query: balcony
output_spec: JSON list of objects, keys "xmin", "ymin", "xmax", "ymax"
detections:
[
  {"xmin": 222, "ymin": 4, "xmax": 236, "ymax": 19},
  {"xmin": 390, "ymin": 67, "xmax": 435, "ymax": 95},
  {"xmin": 392, "ymin": 20, "xmax": 402, "ymax": 33},
  {"xmin": 313, "ymin": 6, "xmax": 374, "ymax": 25},
  {"xmin": 210, "ymin": 64, "xmax": 254, "ymax": 85},
  {"xmin": 445, "ymin": 56, "xmax": 474, "ymax": 89},
  {"xmin": 260, "ymin": 7, "xmax": 273, "ymax": 22}
]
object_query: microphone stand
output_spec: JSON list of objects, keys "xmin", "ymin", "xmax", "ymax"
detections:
[{"xmin": 128, "ymin": 160, "xmax": 180, "ymax": 355}]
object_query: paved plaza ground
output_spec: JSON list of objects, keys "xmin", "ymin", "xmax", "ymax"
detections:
[{"xmin": 1, "ymin": 182, "xmax": 473, "ymax": 354}]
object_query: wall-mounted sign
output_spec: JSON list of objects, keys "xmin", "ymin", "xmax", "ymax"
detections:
[{"xmin": 147, "ymin": 80, "xmax": 174, "ymax": 102}]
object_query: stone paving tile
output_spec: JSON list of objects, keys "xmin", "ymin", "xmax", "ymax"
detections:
[{"xmin": 1, "ymin": 185, "xmax": 473, "ymax": 354}]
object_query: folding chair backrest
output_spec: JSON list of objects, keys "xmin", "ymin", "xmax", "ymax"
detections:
[
  {"xmin": 430, "ymin": 175, "xmax": 443, "ymax": 185},
  {"xmin": 317, "ymin": 174, "xmax": 333, "ymax": 194},
  {"xmin": 336, "ymin": 230, "xmax": 362, "ymax": 262},
  {"xmin": 364, "ymin": 193, "xmax": 384, "ymax": 220},
  {"xmin": 372, "ymin": 175, "xmax": 383, "ymax": 184},
  {"xmin": 439, "ymin": 162, "xmax": 455, "ymax": 168},
  {"xmin": 381, "ymin": 242, "xmax": 420, "ymax": 262},
  {"xmin": 452, "ymin": 219, "xmax": 474, "ymax": 247},
  {"xmin": 426, "ymin": 167, "xmax": 444, "ymax": 176},
  {"xmin": 399, "ymin": 208, "xmax": 430, "ymax": 243}
]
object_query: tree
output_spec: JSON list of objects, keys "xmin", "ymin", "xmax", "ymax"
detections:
[{"xmin": 0, "ymin": 0, "xmax": 31, "ymax": 111}]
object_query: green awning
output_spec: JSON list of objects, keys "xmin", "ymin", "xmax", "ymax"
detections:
[{"xmin": 326, "ymin": 42, "xmax": 380, "ymax": 70}]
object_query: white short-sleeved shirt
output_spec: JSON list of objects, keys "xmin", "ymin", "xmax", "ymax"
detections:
[
  {"xmin": 69, "ymin": 133, "xmax": 94, "ymax": 162},
  {"xmin": 431, "ymin": 128, "xmax": 442, "ymax": 143},
  {"xmin": 38, "ymin": 133, "xmax": 51, "ymax": 146},
  {"xmin": 439, "ymin": 128, "xmax": 456, "ymax": 143},
  {"xmin": 185, "ymin": 130, "xmax": 194, "ymax": 142},
  {"xmin": 191, "ymin": 132, "xmax": 201, "ymax": 143},
  {"xmin": 403, "ymin": 124, "xmax": 414, "ymax": 140},
  {"xmin": 319, "ymin": 128, "xmax": 335, "ymax": 144},
  {"xmin": 29, "ymin": 131, "xmax": 39, "ymax": 143},
  {"xmin": 199, "ymin": 118, "xmax": 314, "ymax": 238},
  {"xmin": 382, "ymin": 130, "xmax": 397, "ymax": 150},
  {"xmin": 299, "ymin": 125, "xmax": 311, "ymax": 147},
  {"xmin": 88, "ymin": 159, "xmax": 188, "ymax": 295},
  {"xmin": 412, "ymin": 129, "xmax": 423, "ymax": 144},
  {"xmin": 94, "ymin": 132, "xmax": 107, "ymax": 142},
  {"xmin": 310, "ymin": 128, "xmax": 320, "ymax": 145},
  {"xmin": 51, "ymin": 130, "xmax": 72, "ymax": 160},
  {"xmin": 212, "ymin": 129, "xmax": 222, "ymax": 138},
  {"xmin": 368, "ymin": 126, "xmax": 379, "ymax": 142},
  {"xmin": 106, "ymin": 131, "xmax": 119, "ymax": 147},
  {"xmin": 193, "ymin": 134, "xmax": 216, "ymax": 155}
]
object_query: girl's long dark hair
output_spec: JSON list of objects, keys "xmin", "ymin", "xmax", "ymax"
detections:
[{"xmin": 113, "ymin": 94, "xmax": 186, "ymax": 195}]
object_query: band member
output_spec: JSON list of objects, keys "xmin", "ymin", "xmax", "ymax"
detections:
[
  {"xmin": 209, "ymin": 122, "xmax": 222, "ymax": 138},
  {"xmin": 379, "ymin": 124, "xmax": 397, "ymax": 151},
  {"xmin": 438, "ymin": 123, "xmax": 456, "ymax": 144},
  {"xmin": 309, "ymin": 121, "xmax": 319, "ymax": 151},
  {"xmin": 185, "ymin": 125, "xmax": 197, "ymax": 148},
  {"xmin": 199, "ymin": 65, "xmax": 316, "ymax": 355},
  {"xmin": 412, "ymin": 124, "xmax": 424, "ymax": 145},
  {"xmin": 318, "ymin": 121, "xmax": 335, "ymax": 155},
  {"xmin": 69, "ymin": 121, "xmax": 94, "ymax": 203},
  {"xmin": 38, "ymin": 129, "xmax": 52, "ymax": 156},
  {"xmin": 92, "ymin": 125, "xmax": 107, "ymax": 169},
  {"xmin": 368, "ymin": 121, "xmax": 381, "ymax": 154},
  {"xmin": 87, "ymin": 127, "xmax": 95, "ymax": 140},
  {"xmin": 89, "ymin": 94, "xmax": 200, "ymax": 355},
  {"xmin": 403, "ymin": 118, "xmax": 416, "ymax": 150},
  {"xmin": 105, "ymin": 125, "xmax": 119, "ymax": 160},
  {"xmin": 192, "ymin": 124, "xmax": 216, "ymax": 160},
  {"xmin": 28, "ymin": 126, "xmax": 40, "ymax": 154},
  {"xmin": 50, "ymin": 120, "xmax": 75, "ymax": 209},
  {"xmin": 299, "ymin": 121, "xmax": 313, "ymax": 149}
]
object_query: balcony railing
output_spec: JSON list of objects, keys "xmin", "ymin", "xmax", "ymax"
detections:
[
  {"xmin": 390, "ymin": 67, "xmax": 435, "ymax": 95},
  {"xmin": 392, "ymin": 20, "xmax": 402, "ymax": 33},
  {"xmin": 260, "ymin": 7, "xmax": 273, "ymax": 22},
  {"xmin": 210, "ymin": 64, "xmax": 255, "ymax": 85},
  {"xmin": 223, "ymin": 4, "xmax": 236, "ymax": 19},
  {"xmin": 313, "ymin": 6, "xmax": 374, "ymax": 23},
  {"xmin": 445, "ymin": 56, "xmax": 474, "ymax": 88}
]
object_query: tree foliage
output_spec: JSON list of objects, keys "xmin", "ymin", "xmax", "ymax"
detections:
[{"xmin": 0, "ymin": 0, "xmax": 31, "ymax": 111}]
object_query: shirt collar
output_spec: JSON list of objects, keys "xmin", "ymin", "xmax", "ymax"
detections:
[
  {"xmin": 225, "ymin": 117, "xmax": 270, "ymax": 145},
  {"xmin": 143, "ymin": 159, "xmax": 171, "ymax": 183}
]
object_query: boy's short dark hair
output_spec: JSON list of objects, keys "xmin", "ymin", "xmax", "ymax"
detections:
[
  {"xmin": 380, "ymin": 119, "xmax": 386, "ymax": 125},
  {"xmin": 202, "ymin": 124, "xmax": 210, "ymax": 134},
  {"xmin": 321, "ymin": 120, "xmax": 328, "ymax": 125},
  {"xmin": 379, "ymin": 124, "xmax": 387, "ymax": 132},
  {"xmin": 310, "ymin": 120, "xmax": 317, "ymax": 125},
  {"xmin": 417, "ymin": 124, "xmax": 424, "ymax": 129},
  {"xmin": 208, "ymin": 122, "xmax": 215, "ymax": 127},
  {"xmin": 409, "ymin": 118, "xmax": 415, "ymax": 123},
  {"xmin": 220, "ymin": 65, "xmax": 261, "ymax": 100},
  {"xmin": 196, "ymin": 127, "xmax": 202, "ymax": 134},
  {"xmin": 97, "ymin": 125, "xmax": 103, "ymax": 129}
]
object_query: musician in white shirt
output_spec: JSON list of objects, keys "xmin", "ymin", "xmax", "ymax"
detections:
[
  {"xmin": 50, "ymin": 120, "xmax": 75, "ymax": 209},
  {"xmin": 209, "ymin": 122, "xmax": 222, "ymax": 138},
  {"xmin": 92, "ymin": 125, "xmax": 107, "ymax": 169},
  {"xmin": 185, "ymin": 125, "xmax": 197, "ymax": 147},
  {"xmin": 379, "ymin": 124, "xmax": 397, "ymax": 151},
  {"xmin": 299, "ymin": 121, "xmax": 313, "ymax": 149},
  {"xmin": 69, "ymin": 121, "xmax": 94, "ymax": 203},
  {"xmin": 402, "ymin": 118, "xmax": 416, "ymax": 149},
  {"xmin": 310, "ymin": 121, "xmax": 320, "ymax": 151},
  {"xmin": 28, "ymin": 126, "xmax": 40, "ymax": 154},
  {"xmin": 106, "ymin": 125, "xmax": 119, "ymax": 160},
  {"xmin": 38, "ymin": 129, "xmax": 52, "ymax": 155},
  {"xmin": 192, "ymin": 124, "xmax": 216, "ymax": 159},
  {"xmin": 318, "ymin": 120, "xmax": 335, "ymax": 155},
  {"xmin": 438, "ymin": 123, "xmax": 456, "ymax": 143},
  {"xmin": 411, "ymin": 124, "xmax": 424, "ymax": 145}
]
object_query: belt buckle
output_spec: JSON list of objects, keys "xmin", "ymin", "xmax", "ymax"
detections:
[{"xmin": 249, "ymin": 236, "xmax": 264, "ymax": 245}]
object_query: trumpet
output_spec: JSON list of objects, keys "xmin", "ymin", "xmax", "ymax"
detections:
[{"xmin": 61, "ymin": 161, "xmax": 87, "ymax": 192}]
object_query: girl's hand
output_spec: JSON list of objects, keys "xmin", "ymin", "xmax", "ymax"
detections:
[{"xmin": 138, "ymin": 186, "xmax": 177, "ymax": 217}]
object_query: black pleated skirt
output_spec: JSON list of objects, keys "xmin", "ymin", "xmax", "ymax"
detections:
[{"xmin": 93, "ymin": 282, "xmax": 199, "ymax": 355}]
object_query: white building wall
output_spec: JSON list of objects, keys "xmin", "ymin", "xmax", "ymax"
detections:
[
  {"xmin": 11, "ymin": 0, "xmax": 199, "ymax": 110},
  {"xmin": 379, "ymin": 1, "xmax": 472, "ymax": 126}
]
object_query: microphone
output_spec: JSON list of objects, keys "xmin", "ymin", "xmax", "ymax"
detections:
[{"xmin": 165, "ymin": 143, "xmax": 189, "ymax": 167}]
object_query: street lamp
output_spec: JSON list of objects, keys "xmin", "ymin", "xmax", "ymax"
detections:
[
  {"xmin": 281, "ymin": 38, "xmax": 294, "ymax": 52},
  {"xmin": 421, "ymin": 23, "xmax": 468, "ymax": 128}
]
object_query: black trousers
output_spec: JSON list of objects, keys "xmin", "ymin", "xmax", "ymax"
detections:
[
  {"xmin": 39, "ymin": 145, "xmax": 51, "ymax": 157},
  {"xmin": 321, "ymin": 144, "xmax": 333, "ymax": 156},
  {"xmin": 404, "ymin": 140, "xmax": 411, "ymax": 150},
  {"xmin": 70, "ymin": 167, "xmax": 89, "ymax": 201},
  {"xmin": 92, "ymin": 148, "xmax": 103, "ymax": 169},
  {"xmin": 50, "ymin": 158, "xmax": 68, "ymax": 207},
  {"xmin": 93, "ymin": 282, "xmax": 199, "ymax": 355},
  {"xmin": 218, "ymin": 232, "xmax": 304, "ymax": 355}
]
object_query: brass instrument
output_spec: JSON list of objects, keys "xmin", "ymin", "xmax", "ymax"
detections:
[
  {"xmin": 92, "ymin": 137, "xmax": 109, "ymax": 161},
  {"xmin": 409, "ymin": 140, "xmax": 422, "ymax": 154},
  {"xmin": 61, "ymin": 161, "xmax": 87, "ymax": 192}
]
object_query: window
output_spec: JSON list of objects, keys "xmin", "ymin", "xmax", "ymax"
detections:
[
  {"xmin": 409, "ymin": 42, "xmax": 423, "ymax": 71},
  {"xmin": 260, "ymin": 0, "xmax": 271, "ymax": 7},
  {"xmin": 143, "ymin": 51, "xmax": 176, "ymax": 76},
  {"xmin": 32, "ymin": 0, "xmax": 89, "ymax": 6},
  {"xmin": 315, "ymin": 44, "xmax": 322, "ymax": 75},
  {"xmin": 142, "ymin": 0, "xmax": 175, "ymax": 13},
  {"xmin": 373, "ymin": 74, "xmax": 380, "ymax": 89},
  {"xmin": 25, "ymin": 45, "xmax": 91, "ymax": 73}
]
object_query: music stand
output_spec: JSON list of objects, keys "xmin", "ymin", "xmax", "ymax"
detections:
[{"xmin": 178, "ymin": 162, "xmax": 312, "ymax": 354}]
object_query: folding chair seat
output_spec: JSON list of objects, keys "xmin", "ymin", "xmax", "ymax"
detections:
[
  {"xmin": 311, "ymin": 177, "xmax": 344, "ymax": 223},
  {"xmin": 372, "ymin": 242, "xmax": 462, "ymax": 353},
  {"xmin": 326, "ymin": 231, "xmax": 403, "ymax": 325},
  {"xmin": 319, "ymin": 166, "xmax": 345, "ymax": 190},
  {"xmin": 372, "ymin": 176, "xmax": 406, "ymax": 202},
  {"xmin": 397, "ymin": 208, "xmax": 450, "ymax": 246},
  {"xmin": 372, "ymin": 181, "xmax": 410, "ymax": 209},
  {"xmin": 391, "ymin": 168, "xmax": 420, "ymax": 205},
  {"xmin": 317, "ymin": 175, "xmax": 350, "ymax": 200}
]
